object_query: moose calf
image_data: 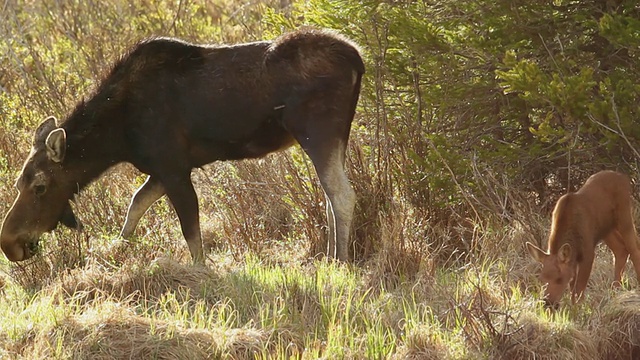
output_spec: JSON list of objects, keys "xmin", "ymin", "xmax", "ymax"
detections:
[{"xmin": 527, "ymin": 170, "xmax": 640, "ymax": 307}]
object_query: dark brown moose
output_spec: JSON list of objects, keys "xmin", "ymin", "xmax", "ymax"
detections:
[
  {"xmin": 0, "ymin": 29, "xmax": 365, "ymax": 264},
  {"xmin": 527, "ymin": 170, "xmax": 640, "ymax": 307}
]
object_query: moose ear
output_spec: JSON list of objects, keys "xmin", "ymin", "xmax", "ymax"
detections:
[
  {"xmin": 558, "ymin": 243, "xmax": 572, "ymax": 263},
  {"xmin": 34, "ymin": 116, "xmax": 58, "ymax": 144},
  {"xmin": 526, "ymin": 242, "xmax": 548, "ymax": 263},
  {"xmin": 45, "ymin": 128, "xmax": 67, "ymax": 163}
]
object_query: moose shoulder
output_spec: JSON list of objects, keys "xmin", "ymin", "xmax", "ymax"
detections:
[
  {"xmin": 526, "ymin": 170, "xmax": 640, "ymax": 307},
  {"xmin": 0, "ymin": 29, "xmax": 365, "ymax": 264}
]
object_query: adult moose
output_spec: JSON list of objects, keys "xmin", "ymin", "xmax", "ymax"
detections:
[
  {"xmin": 526, "ymin": 170, "xmax": 640, "ymax": 307},
  {"xmin": 0, "ymin": 29, "xmax": 365, "ymax": 264}
]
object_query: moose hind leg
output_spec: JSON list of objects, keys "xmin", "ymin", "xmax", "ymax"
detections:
[
  {"xmin": 284, "ymin": 84, "xmax": 359, "ymax": 261},
  {"xmin": 308, "ymin": 141, "xmax": 355, "ymax": 261},
  {"xmin": 120, "ymin": 176, "xmax": 165, "ymax": 238},
  {"xmin": 324, "ymin": 194, "xmax": 336, "ymax": 256}
]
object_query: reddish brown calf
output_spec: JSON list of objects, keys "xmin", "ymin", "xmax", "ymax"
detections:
[{"xmin": 527, "ymin": 170, "xmax": 640, "ymax": 307}]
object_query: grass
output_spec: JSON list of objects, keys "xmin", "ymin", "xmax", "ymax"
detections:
[
  {"xmin": 1, "ymin": 152, "xmax": 638, "ymax": 359},
  {"xmin": 2, "ymin": 0, "xmax": 640, "ymax": 358},
  {"xmin": 1, "ymin": 229, "xmax": 639, "ymax": 358}
]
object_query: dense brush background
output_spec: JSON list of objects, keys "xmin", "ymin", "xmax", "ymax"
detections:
[{"xmin": 1, "ymin": 0, "xmax": 640, "ymax": 359}]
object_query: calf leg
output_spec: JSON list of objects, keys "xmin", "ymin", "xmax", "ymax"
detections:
[
  {"xmin": 571, "ymin": 252, "xmax": 595, "ymax": 303},
  {"xmin": 120, "ymin": 176, "xmax": 165, "ymax": 238},
  {"xmin": 160, "ymin": 173, "xmax": 204, "ymax": 264},
  {"xmin": 604, "ymin": 230, "xmax": 629, "ymax": 287},
  {"xmin": 617, "ymin": 225, "xmax": 640, "ymax": 284}
]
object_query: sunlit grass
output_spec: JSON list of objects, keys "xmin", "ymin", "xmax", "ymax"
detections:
[{"xmin": 1, "ymin": 232, "xmax": 640, "ymax": 359}]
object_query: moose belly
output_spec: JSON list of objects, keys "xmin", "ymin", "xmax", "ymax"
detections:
[{"xmin": 188, "ymin": 123, "xmax": 296, "ymax": 166}]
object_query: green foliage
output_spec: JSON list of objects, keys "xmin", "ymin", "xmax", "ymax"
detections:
[
  {"xmin": 599, "ymin": 12, "xmax": 640, "ymax": 48},
  {"xmin": 0, "ymin": 0, "xmax": 283, "ymax": 128},
  {"xmin": 276, "ymin": 0, "xmax": 640, "ymax": 216}
]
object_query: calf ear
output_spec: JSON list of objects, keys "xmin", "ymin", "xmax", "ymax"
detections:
[
  {"xmin": 526, "ymin": 242, "xmax": 547, "ymax": 263},
  {"xmin": 558, "ymin": 243, "xmax": 572, "ymax": 263},
  {"xmin": 45, "ymin": 128, "xmax": 67, "ymax": 163}
]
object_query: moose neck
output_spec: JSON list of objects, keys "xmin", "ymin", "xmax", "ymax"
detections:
[{"xmin": 60, "ymin": 98, "xmax": 128, "ymax": 191}]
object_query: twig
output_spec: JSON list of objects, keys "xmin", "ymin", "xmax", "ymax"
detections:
[
  {"xmin": 426, "ymin": 138, "xmax": 481, "ymax": 221},
  {"xmin": 587, "ymin": 95, "xmax": 640, "ymax": 161}
]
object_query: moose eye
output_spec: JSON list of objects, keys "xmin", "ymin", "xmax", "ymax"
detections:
[{"xmin": 34, "ymin": 184, "xmax": 47, "ymax": 196}]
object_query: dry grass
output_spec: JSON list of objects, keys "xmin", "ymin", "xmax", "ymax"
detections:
[
  {"xmin": 47, "ymin": 257, "xmax": 219, "ymax": 306},
  {"xmin": 493, "ymin": 313, "xmax": 597, "ymax": 360},
  {"xmin": 2, "ymin": 219, "xmax": 640, "ymax": 358},
  {"xmin": 393, "ymin": 323, "xmax": 468, "ymax": 360},
  {"xmin": 193, "ymin": 153, "xmax": 324, "ymax": 262},
  {"xmin": 14, "ymin": 300, "xmax": 270, "ymax": 359},
  {"xmin": 593, "ymin": 291, "xmax": 640, "ymax": 359}
]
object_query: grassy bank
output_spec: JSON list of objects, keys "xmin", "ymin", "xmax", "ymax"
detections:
[{"xmin": 1, "ymin": 236, "xmax": 639, "ymax": 359}]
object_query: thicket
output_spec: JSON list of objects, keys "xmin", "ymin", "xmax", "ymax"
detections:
[
  {"xmin": 290, "ymin": 0, "xmax": 640, "ymax": 212},
  {"xmin": 274, "ymin": 0, "xmax": 640, "ymax": 261}
]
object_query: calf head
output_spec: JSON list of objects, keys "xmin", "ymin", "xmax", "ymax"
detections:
[
  {"xmin": 526, "ymin": 242, "xmax": 575, "ymax": 307},
  {"xmin": 1, "ymin": 117, "xmax": 81, "ymax": 262}
]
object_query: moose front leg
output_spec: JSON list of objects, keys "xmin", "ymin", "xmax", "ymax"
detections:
[
  {"xmin": 161, "ymin": 173, "xmax": 204, "ymax": 265},
  {"xmin": 120, "ymin": 176, "xmax": 165, "ymax": 238}
]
